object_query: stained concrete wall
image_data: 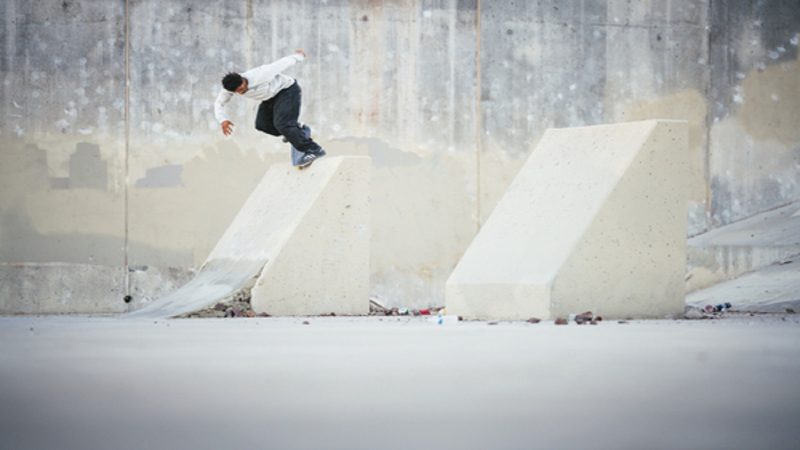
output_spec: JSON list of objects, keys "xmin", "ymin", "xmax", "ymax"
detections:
[{"xmin": 1, "ymin": 0, "xmax": 799, "ymax": 310}]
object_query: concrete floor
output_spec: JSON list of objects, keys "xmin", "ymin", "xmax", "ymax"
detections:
[{"xmin": 1, "ymin": 314, "xmax": 799, "ymax": 450}]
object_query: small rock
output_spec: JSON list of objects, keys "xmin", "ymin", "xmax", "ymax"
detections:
[
  {"xmin": 214, "ymin": 303, "xmax": 227, "ymax": 311},
  {"xmin": 526, "ymin": 317, "xmax": 541, "ymax": 324},
  {"xmin": 245, "ymin": 310, "xmax": 256, "ymax": 318},
  {"xmin": 786, "ymin": 308, "xmax": 796, "ymax": 314},
  {"xmin": 257, "ymin": 312, "xmax": 271, "ymax": 317},
  {"xmin": 617, "ymin": 320, "xmax": 628, "ymax": 324},
  {"xmin": 684, "ymin": 306, "xmax": 706, "ymax": 320},
  {"xmin": 555, "ymin": 318, "xmax": 568, "ymax": 325},
  {"xmin": 302, "ymin": 321, "xmax": 310, "ymax": 325},
  {"xmin": 487, "ymin": 321, "xmax": 499, "ymax": 325}
]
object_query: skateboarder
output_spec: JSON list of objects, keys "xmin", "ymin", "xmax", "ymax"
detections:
[{"xmin": 214, "ymin": 49, "xmax": 325, "ymax": 168}]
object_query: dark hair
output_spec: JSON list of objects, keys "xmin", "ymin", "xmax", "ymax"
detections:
[{"xmin": 222, "ymin": 72, "xmax": 243, "ymax": 92}]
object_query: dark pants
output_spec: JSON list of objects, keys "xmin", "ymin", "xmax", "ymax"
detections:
[{"xmin": 254, "ymin": 82, "xmax": 321, "ymax": 154}]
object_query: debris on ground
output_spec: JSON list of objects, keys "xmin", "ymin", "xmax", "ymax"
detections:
[
  {"xmin": 368, "ymin": 299, "xmax": 446, "ymax": 317},
  {"xmin": 570, "ymin": 311, "xmax": 602, "ymax": 325},
  {"xmin": 683, "ymin": 306, "xmax": 708, "ymax": 320},
  {"xmin": 787, "ymin": 308, "xmax": 796, "ymax": 314},
  {"xmin": 369, "ymin": 298, "xmax": 390, "ymax": 315},
  {"xmin": 704, "ymin": 302, "xmax": 732, "ymax": 313},
  {"xmin": 555, "ymin": 318, "xmax": 568, "ymax": 325},
  {"xmin": 526, "ymin": 317, "xmax": 541, "ymax": 324}
]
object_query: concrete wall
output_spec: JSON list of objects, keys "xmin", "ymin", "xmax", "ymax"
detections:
[{"xmin": 2, "ymin": 0, "xmax": 799, "ymax": 310}]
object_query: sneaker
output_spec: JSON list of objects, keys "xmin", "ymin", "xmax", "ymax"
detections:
[{"xmin": 297, "ymin": 152, "xmax": 318, "ymax": 168}]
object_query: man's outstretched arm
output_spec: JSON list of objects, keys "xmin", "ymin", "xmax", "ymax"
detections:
[
  {"xmin": 214, "ymin": 89, "xmax": 234, "ymax": 136},
  {"xmin": 245, "ymin": 49, "xmax": 306, "ymax": 86}
]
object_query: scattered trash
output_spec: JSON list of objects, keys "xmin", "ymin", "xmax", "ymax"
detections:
[
  {"xmin": 526, "ymin": 317, "xmax": 541, "ymax": 324},
  {"xmin": 574, "ymin": 311, "xmax": 594, "ymax": 325},
  {"xmin": 419, "ymin": 309, "xmax": 431, "ymax": 315},
  {"xmin": 704, "ymin": 302, "xmax": 732, "ymax": 313},
  {"xmin": 398, "ymin": 307, "xmax": 409, "ymax": 316},
  {"xmin": 554, "ymin": 318, "xmax": 568, "ymax": 325},
  {"xmin": 369, "ymin": 298, "xmax": 390, "ymax": 315},
  {"xmin": 429, "ymin": 315, "xmax": 460, "ymax": 325}
]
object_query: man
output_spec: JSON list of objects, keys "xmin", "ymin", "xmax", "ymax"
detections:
[{"xmin": 214, "ymin": 49, "xmax": 325, "ymax": 167}]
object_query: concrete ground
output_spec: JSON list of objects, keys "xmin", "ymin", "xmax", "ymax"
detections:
[{"xmin": 1, "ymin": 314, "xmax": 799, "ymax": 450}]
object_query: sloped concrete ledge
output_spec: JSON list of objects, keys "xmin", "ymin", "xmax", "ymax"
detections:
[
  {"xmin": 129, "ymin": 156, "xmax": 371, "ymax": 318},
  {"xmin": 447, "ymin": 120, "xmax": 689, "ymax": 320}
]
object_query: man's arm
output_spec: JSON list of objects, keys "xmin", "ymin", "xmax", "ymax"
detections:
[
  {"xmin": 214, "ymin": 89, "xmax": 234, "ymax": 136},
  {"xmin": 245, "ymin": 50, "xmax": 306, "ymax": 86}
]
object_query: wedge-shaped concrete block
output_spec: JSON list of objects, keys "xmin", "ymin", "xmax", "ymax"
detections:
[
  {"xmin": 130, "ymin": 156, "xmax": 370, "ymax": 318},
  {"xmin": 447, "ymin": 120, "xmax": 688, "ymax": 320}
]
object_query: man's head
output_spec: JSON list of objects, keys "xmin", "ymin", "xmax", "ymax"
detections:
[{"xmin": 222, "ymin": 72, "xmax": 248, "ymax": 94}]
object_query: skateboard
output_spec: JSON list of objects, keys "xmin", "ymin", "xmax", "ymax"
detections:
[{"xmin": 289, "ymin": 125, "xmax": 321, "ymax": 170}]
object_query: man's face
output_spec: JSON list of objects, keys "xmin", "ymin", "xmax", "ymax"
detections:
[{"xmin": 235, "ymin": 79, "xmax": 248, "ymax": 95}]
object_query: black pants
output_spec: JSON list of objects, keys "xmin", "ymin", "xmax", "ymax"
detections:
[{"xmin": 255, "ymin": 82, "xmax": 321, "ymax": 154}]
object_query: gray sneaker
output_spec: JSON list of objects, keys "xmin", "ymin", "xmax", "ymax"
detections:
[{"xmin": 297, "ymin": 148, "xmax": 326, "ymax": 168}]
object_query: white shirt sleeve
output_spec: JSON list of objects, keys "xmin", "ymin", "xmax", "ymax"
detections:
[
  {"xmin": 214, "ymin": 89, "xmax": 234, "ymax": 124},
  {"xmin": 244, "ymin": 53, "xmax": 305, "ymax": 86}
]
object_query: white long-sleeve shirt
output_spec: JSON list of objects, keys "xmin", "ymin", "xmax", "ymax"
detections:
[{"xmin": 213, "ymin": 53, "xmax": 305, "ymax": 124}]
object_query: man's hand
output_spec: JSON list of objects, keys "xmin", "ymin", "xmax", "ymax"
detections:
[
  {"xmin": 221, "ymin": 120, "xmax": 234, "ymax": 136},
  {"xmin": 295, "ymin": 48, "xmax": 306, "ymax": 59}
]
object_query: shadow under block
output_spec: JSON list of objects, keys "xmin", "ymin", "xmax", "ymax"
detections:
[{"xmin": 447, "ymin": 120, "xmax": 689, "ymax": 320}]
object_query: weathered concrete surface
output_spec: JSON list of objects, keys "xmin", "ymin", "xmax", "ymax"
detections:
[
  {"xmin": 130, "ymin": 156, "xmax": 370, "ymax": 318},
  {"xmin": 1, "ymin": 315, "xmax": 799, "ymax": 450},
  {"xmin": 447, "ymin": 120, "xmax": 688, "ymax": 320},
  {"xmin": 2, "ymin": 1, "xmax": 799, "ymax": 309},
  {"xmin": 0, "ymin": 263, "xmax": 125, "ymax": 314},
  {"xmin": 688, "ymin": 258, "xmax": 800, "ymax": 313},
  {"xmin": 687, "ymin": 201, "xmax": 800, "ymax": 293},
  {"xmin": 708, "ymin": 1, "xmax": 800, "ymax": 227},
  {"xmin": 250, "ymin": 160, "xmax": 370, "ymax": 316},
  {"xmin": 0, "ymin": 263, "xmax": 196, "ymax": 315}
]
